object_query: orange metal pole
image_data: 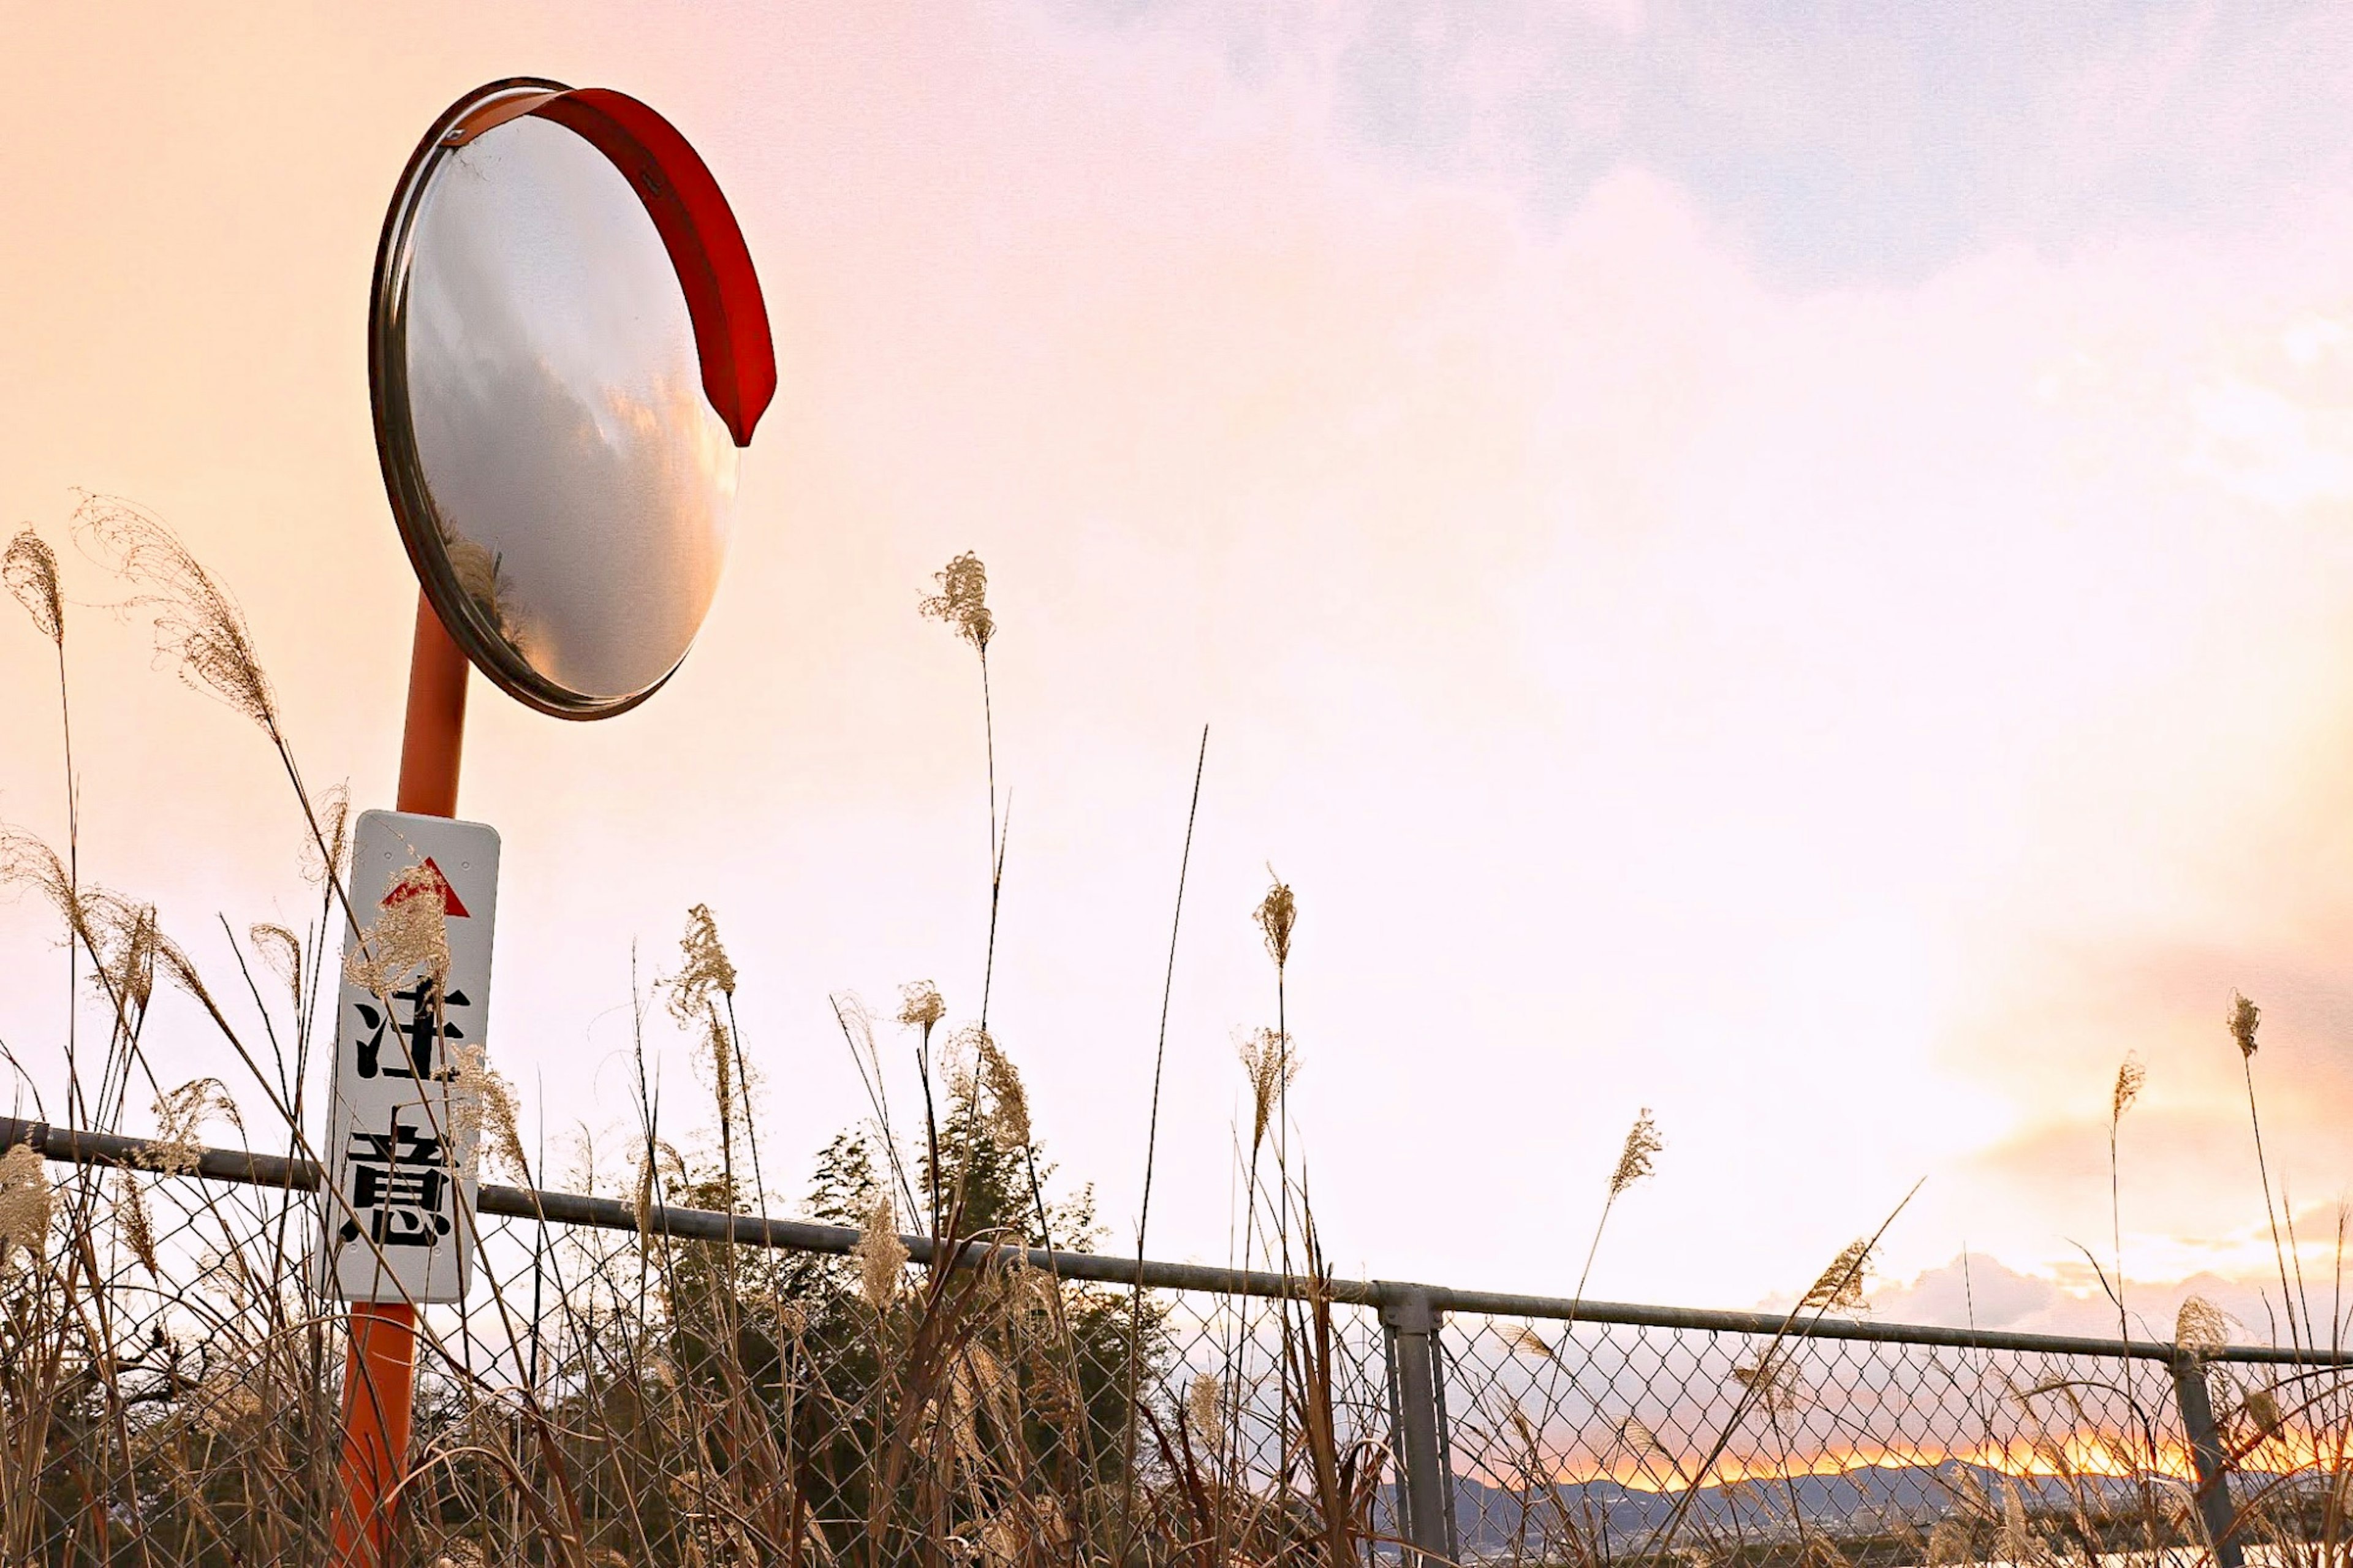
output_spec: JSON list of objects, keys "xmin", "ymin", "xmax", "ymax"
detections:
[
  {"xmin": 331, "ymin": 1305, "xmax": 420, "ymax": 1567},
  {"xmin": 331, "ymin": 591, "xmax": 469, "ymax": 1568},
  {"xmin": 394, "ymin": 590, "xmax": 470, "ymax": 818}
]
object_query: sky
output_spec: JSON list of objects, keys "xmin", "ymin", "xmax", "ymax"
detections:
[{"xmin": 5, "ymin": 1, "xmax": 2353, "ymax": 1333}]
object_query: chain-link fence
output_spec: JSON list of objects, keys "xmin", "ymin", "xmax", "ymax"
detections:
[{"xmin": 4, "ymin": 1115, "xmax": 2348, "ymax": 1568}]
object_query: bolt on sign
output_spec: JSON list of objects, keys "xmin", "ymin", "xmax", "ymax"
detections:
[{"xmin": 316, "ymin": 809, "xmax": 501, "ymax": 1303}]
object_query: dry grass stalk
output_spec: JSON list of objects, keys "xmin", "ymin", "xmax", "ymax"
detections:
[
  {"xmin": 148, "ymin": 1077, "xmax": 241, "ymax": 1175},
  {"xmin": 897, "ymin": 980, "xmax": 945, "ymax": 1030},
  {"xmin": 1184, "ymin": 1374, "xmax": 1221, "ymax": 1435},
  {"xmin": 667, "ymin": 903, "xmax": 738, "ymax": 1017},
  {"xmin": 1798, "ymin": 1536, "xmax": 1849, "ymax": 1568},
  {"xmin": 2245, "ymin": 1384, "xmax": 2287, "ymax": 1442},
  {"xmin": 2, "ymin": 527, "xmax": 63, "ymax": 643},
  {"xmin": 2110, "ymin": 1054, "xmax": 2145, "ymax": 1126},
  {"xmin": 633, "ymin": 1148, "xmax": 658, "ymax": 1238},
  {"xmin": 1998, "ymin": 1475, "xmax": 2034, "ymax": 1564},
  {"xmin": 2230, "ymin": 987, "xmax": 2306, "ymax": 1357},
  {"xmin": 2232, "ymin": 991, "xmax": 2262, "ymax": 1058},
  {"xmin": 449, "ymin": 1042, "xmax": 530, "ymax": 1181},
  {"xmin": 1800, "ymin": 1238, "xmax": 1874, "ymax": 1315},
  {"xmin": 444, "ymin": 531, "xmax": 523, "ymax": 647},
  {"xmin": 1507, "ymin": 1324, "xmax": 1559, "ymax": 1362},
  {"xmin": 971, "ymin": 1033, "xmax": 1031, "ymax": 1151},
  {"xmin": 300, "ymin": 782, "xmax": 353, "ymax": 888},
  {"xmin": 1253, "ymin": 871, "xmax": 1295, "ymax": 972},
  {"xmin": 1612, "ymin": 1107, "xmax": 1664, "ymax": 1195},
  {"xmin": 248, "ymin": 921, "xmax": 303, "ymax": 1007},
  {"xmin": 0, "ymin": 1142, "xmax": 51, "ymax": 1267},
  {"xmin": 1730, "ymin": 1355, "xmax": 1809, "ymax": 1415},
  {"xmin": 694, "ymin": 1004, "xmax": 737, "ymax": 1133},
  {"xmin": 2177, "ymin": 1295, "xmax": 2230, "ymax": 1355},
  {"xmin": 0, "ymin": 827, "xmax": 80, "ymax": 935},
  {"xmin": 1235, "ymin": 1028, "xmax": 1297, "ymax": 1155},
  {"xmin": 1576, "ymin": 1107, "xmax": 1669, "ymax": 1311},
  {"xmin": 344, "ymin": 858, "xmax": 452, "ymax": 997},
  {"xmin": 919, "ymin": 551, "xmax": 996, "ymax": 652},
  {"xmin": 112, "ymin": 1167, "xmax": 161, "ymax": 1276},
  {"xmin": 74, "ymin": 493, "xmax": 278, "ymax": 733},
  {"xmin": 857, "ymin": 1194, "xmax": 908, "ymax": 1311},
  {"xmin": 86, "ymin": 891, "xmax": 162, "ymax": 1028}
]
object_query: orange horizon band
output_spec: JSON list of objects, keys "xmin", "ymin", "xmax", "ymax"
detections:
[{"xmin": 331, "ymin": 591, "xmax": 468, "ymax": 1568}]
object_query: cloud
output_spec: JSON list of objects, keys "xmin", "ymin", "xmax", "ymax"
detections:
[
  {"xmin": 1083, "ymin": 1, "xmax": 2353, "ymax": 283},
  {"xmin": 1862, "ymin": 1248, "xmax": 2341, "ymax": 1351}
]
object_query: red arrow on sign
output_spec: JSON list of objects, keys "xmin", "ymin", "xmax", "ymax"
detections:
[{"xmin": 382, "ymin": 857, "xmax": 471, "ymax": 918}]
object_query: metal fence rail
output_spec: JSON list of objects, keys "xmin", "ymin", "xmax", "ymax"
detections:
[{"xmin": 8, "ymin": 1115, "xmax": 2349, "ymax": 1568}]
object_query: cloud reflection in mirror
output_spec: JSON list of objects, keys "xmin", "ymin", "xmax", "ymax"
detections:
[{"xmin": 403, "ymin": 113, "xmax": 737, "ymax": 703}]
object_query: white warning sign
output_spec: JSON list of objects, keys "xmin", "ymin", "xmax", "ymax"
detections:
[{"xmin": 315, "ymin": 809, "xmax": 501, "ymax": 1303}]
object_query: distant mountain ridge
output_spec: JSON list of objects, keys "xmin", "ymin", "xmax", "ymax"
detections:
[{"xmin": 1408, "ymin": 1459, "xmax": 2223, "ymax": 1555}]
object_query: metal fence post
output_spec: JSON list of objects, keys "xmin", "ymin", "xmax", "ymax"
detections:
[
  {"xmin": 2169, "ymin": 1352, "xmax": 2243, "ymax": 1568},
  {"xmin": 1381, "ymin": 1284, "xmax": 1457, "ymax": 1567}
]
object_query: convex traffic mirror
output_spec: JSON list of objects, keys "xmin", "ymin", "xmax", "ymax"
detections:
[{"xmin": 371, "ymin": 78, "xmax": 775, "ymax": 718}]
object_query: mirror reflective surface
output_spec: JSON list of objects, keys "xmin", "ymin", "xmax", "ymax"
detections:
[{"xmin": 385, "ymin": 104, "xmax": 739, "ymax": 712}]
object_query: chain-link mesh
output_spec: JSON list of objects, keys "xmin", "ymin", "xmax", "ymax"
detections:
[
  {"xmin": 1441, "ymin": 1311, "xmax": 2205, "ymax": 1565},
  {"xmin": 6, "ymin": 1134, "xmax": 2352, "ymax": 1567},
  {"xmin": 2, "ymin": 1158, "xmax": 347, "ymax": 1562}
]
